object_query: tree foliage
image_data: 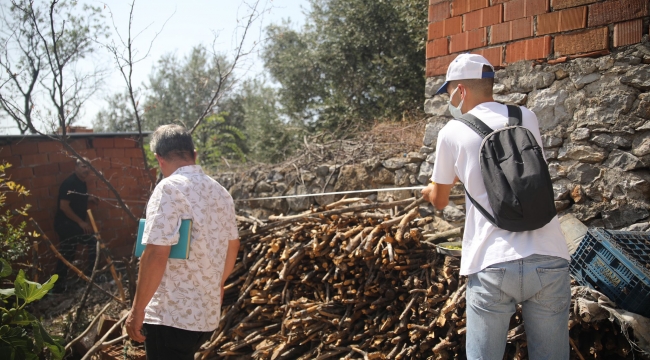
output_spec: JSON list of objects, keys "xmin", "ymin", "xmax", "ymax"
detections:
[
  {"xmin": 142, "ymin": 46, "xmax": 233, "ymax": 130},
  {"xmin": 92, "ymin": 91, "xmax": 138, "ymax": 133},
  {"xmin": 0, "ymin": 0, "xmax": 108, "ymax": 133},
  {"xmin": 262, "ymin": 0, "xmax": 428, "ymax": 131},
  {"xmin": 235, "ymin": 79, "xmax": 303, "ymax": 163}
]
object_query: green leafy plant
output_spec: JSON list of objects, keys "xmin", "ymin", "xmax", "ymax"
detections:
[
  {"xmin": 0, "ymin": 259, "xmax": 63, "ymax": 360},
  {"xmin": 0, "ymin": 163, "xmax": 31, "ymax": 263},
  {"xmin": 194, "ymin": 113, "xmax": 247, "ymax": 168}
]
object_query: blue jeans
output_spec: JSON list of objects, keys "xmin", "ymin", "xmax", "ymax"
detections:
[{"xmin": 466, "ymin": 254, "xmax": 571, "ymax": 360}]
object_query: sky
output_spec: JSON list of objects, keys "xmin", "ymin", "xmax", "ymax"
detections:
[{"xmin": 1, "ymin": 0, "xmax": 309, "ymax": 132}]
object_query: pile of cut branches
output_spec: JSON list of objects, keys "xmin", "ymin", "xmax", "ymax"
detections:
[{"xmin": 198, "ymin": 197, "xmax": 649, "ymax": 360}]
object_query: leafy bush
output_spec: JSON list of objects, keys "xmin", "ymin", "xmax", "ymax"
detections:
[
  {"xmin": 0, "ymin": 259, "xmax": 63, "ymax": 360},
  {"xmin": 0, "ymin": 163, "xmax": 31, "ymax": 263}
]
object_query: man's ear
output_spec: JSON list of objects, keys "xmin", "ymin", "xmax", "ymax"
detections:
[{"xmin": 154, "ymin": 153, "xmax": 165, "ymax": 166}]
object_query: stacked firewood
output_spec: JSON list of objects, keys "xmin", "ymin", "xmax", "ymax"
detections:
[
  {"xmin": 196, "ymin": 197, "xmax": 648, "ymax": 360},
  {"xmin": 194, "ymin": 197, "xmax": 463, "ymax": 359}
]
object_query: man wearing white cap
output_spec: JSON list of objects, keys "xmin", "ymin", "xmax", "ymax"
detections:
[{"xmin": 422, "ymin": 54, "xmax": 571, "ymax": 360}]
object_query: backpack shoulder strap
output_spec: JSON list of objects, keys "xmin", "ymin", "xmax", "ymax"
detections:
[
  {"xmin": 457, "ymin": 113, "xmax": 493, "ymax": 139},
  {"xmin": 463, "ymin": 185, "xmax": 498, "ymax": 227},
  {"xmin": 506, "ymin": 105, "xmax": 522, "ymax": 126}
]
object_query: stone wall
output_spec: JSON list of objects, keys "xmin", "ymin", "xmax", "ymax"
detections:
[
  {"xmin": 216, "ymin": 151, "xmax": 436, "ymax": 220},
  {"xmin": 423, "ymin": 41, "xmax": 650, "ymax": 230}
]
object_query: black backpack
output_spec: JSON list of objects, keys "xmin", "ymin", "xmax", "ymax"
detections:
[{"xmin": 456, "ymin": 105, "xmax": 557, "ymax": 232}]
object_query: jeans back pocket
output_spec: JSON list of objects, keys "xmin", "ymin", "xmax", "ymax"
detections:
[{"xmin": 469, "ymin": 267, "xmax": 506, "ymax": 308}]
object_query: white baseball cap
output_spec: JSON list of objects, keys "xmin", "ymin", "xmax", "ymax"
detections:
[{"xmin": 435, "ymin": 53, "xmax": 495, "ymax": 95}]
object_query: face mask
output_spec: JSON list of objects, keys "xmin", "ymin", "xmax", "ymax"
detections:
[{"xmin": 448, "ymin": 86, "xmax": 464, "ymax": 119}]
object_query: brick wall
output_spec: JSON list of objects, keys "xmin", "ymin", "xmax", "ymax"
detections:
[
  {"xmin": 0, "ymin": 135, "xmax": 155, "ymax": 273},
  {"xmin": 426, "ymin": 0, "xmax": 650, "ymax": 75}
]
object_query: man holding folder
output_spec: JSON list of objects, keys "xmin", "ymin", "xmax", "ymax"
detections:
[{"xmin": 125, "ymin": 125, "xmax": 240, "ymax": 360}]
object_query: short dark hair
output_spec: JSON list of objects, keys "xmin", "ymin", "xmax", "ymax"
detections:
[
  {"xmin": 150, "ymin": 125, "xmax": 195, "ymax": 161},
  {"xmin": 449, "ymin": 65, "xmax": 494, "ymax": 97}
]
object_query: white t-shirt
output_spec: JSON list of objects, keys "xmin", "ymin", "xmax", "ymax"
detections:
[
  {"xmin": 432, "ymin": 102, "xmax": 570, "ymax": 275},
  {"xmin": 142, "ymin": 165, "xmax": 239, "ymax": 331}
]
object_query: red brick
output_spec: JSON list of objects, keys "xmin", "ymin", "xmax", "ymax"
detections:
[
  {"xmin": 0, "ymin": 146, "xmax": 12, "ymax": 157},
  {"xmin": 11, "ymin": 141, "xmax": 40, "ymax": 156},
  {"xmin": 90, "ymin": 158, "xmax": 112, "ymax": 170},
  {"xmin": 429, "ymin": 21, "xmax": 444, "ymax": 39},
  {"xmin": 424, "ymin": 19, "xmax": 457, "ymax": 41},
  {"xmin": 1, "ymin": 156, "xmax": 22, "ymax": 167},
  {"xmin": 114, "ymin": 138, "xmax": 138, "ymax": 148},
  {"xmin": 470, "ymin": 0, "xmax": 490, "ymax": 11},
  {"xmin": 49, "ymin": 152, "xmax": 73, "ymax": 163},
  {"xmin": 464, "ymin": 4, "xmax": 503, "ymax": 30},
  {"xmin": 552, "ymin": 0, "xmax": 596, "ymax": 10},
  {"xmin": 473, "ymin": 46, "xmax": 504, "ymax": 66},
  {"xmin": 37, "ymin": 141, "xmax": 63, "ymax": 153},
  {"xmin": 111, "ymin": 157, "xmax": 132, "ymax": 169},
  {"xmin": 505, "ymin": 35, "xmax": 552, "ymax": 63},
  {"xmin": 450, "ymin": 28, "xmax": 488, "ymax": 52},
  {"xmin": 31, "ymin": 175, "xmax": 57, "ymax": 189},
  {"xmin": 588, "ymin": 0, "xmax": 648, "ymax": 27},
  {"xmin": 492, "ymin": 0, "xmax": 509, "ymax": 3},
  {"xmin": 537, "ymin": 6, "xmax": 586, "ymax": 35},
  {"xmin": 504, "ymin": 0, "xmax": 548, "ymax": 21},
  {"xmin": 93, "ymin": 138, "xmax": 114, "ymax": 149},
  {"xmin": 555, "ymin": 27, "xmax": 608, "ymax": 56},
  {"xmin": 430, "ymin": 2, "xmax": 451, "ymax": 22},
  {"xmin": 451, "ymin": 0, "xmax": 471, "ymax": 16},
  {"xmin": 33, "ymin": 163, "xmax": 60, "ymax": 177},
  {"xmin": 427, "ymin": 55, "xmax": 456, "ymax": 77},
  {"xmin": 131, "ymin": 157, "xmax": 147, "ymax": 169},
  {"xmin": 38, "ymin": 197, "xmax": 57, "ymax": 212},
  {"xmin": 103, "ymin": 148, "xmax": 125, "ymax": 158},
  {"xmin": 22, "ymin": 153, "xmax": 48, "ymax": 166},
  {"xmin": 7, "ymin": 166, "xmax": 34, "ymax": 180},
  {"xmin": 444, "ymin": 16, "xmax": 464, "ymax": 35},
  {"xmin": 526, "ymin": 0, "xmax": 550, "ymax": 16},
  {"xmin": 77, "ymin": 149, "xmax": 97, "ymax": 160},
  {"xmin": 427, "ymin": 38, "xmax": 449, "ymax": 58},
  {"xmin": 118, "ymin": 176, "xmax": 139, "ymax": 187},
  {"xmin": 613, "ymin": 19, "xmax": 643, "ymax": 47},
  {"xmin": 124, "ymin": 148, "xmax": 144, "ymax": 159},
  {"xmin": 431, "ymin": 0, "xmax": 449, "ymax": 4},
  {"xmin": 490, "ymin": 17, "xmax": 533, "ymax": 44},
  {"xmin": 67, "ymin": 139, "xmax": 88, "ymax": 151},
  {"xmin": 59, "ymin": 161, "xmax": 76, "ymax": 173},
  {"xmin": 30, "ymin": 187, "xmax": 49, "ymax": 198},
  {"xmin": 102, "ymin": 168, "xmax": 123, "ymax": 180}
]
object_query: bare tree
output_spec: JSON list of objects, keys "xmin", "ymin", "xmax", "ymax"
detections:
[{"xmin": 0, "ymin": 0, "xmax": 107, "ymax": 134}]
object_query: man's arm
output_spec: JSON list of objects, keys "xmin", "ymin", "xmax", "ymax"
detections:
[
  {"xmin": 422, "ymin": 177, "xmax": 459, "ymax": 210},
  {"xmin": 59, "ymin": 199, "xmax": 92, "ymax": 234},
  {"xmin": 221, "ymin": 239, "xmax": 240, "ymax": 292},
  {"xmin": 125, "ymin": 244, "xmax": 171, "ymax": 342}
]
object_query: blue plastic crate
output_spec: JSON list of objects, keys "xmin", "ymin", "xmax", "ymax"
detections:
[{"xmin": 569, "ymin": 228, "xmax": 650, "ymax": 318}]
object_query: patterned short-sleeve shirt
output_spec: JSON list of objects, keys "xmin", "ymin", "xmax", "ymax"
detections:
[{"xmin": 142, "ymin": 165, "xmax": 238, "ymax": 332}]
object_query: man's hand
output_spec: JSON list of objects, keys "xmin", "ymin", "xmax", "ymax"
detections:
[
  {"xmin": 78, "ymin": 221, "xmax": 93, "ymax": 234},
  {"xmin": 421, "ymin": 183, "xmax": 436, "ymax": 204},
  {"xmin": 421, "ymin": 179, "xmax": 457, "ymax": 210},
  {"xmin": 126, "ymin": 309, "xmax": 146, "ymax": 343}
]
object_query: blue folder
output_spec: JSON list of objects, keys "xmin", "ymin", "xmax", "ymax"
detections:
[{"xmin": 134, "ymin": 218, "xmax": 192, "ymax": 259}]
